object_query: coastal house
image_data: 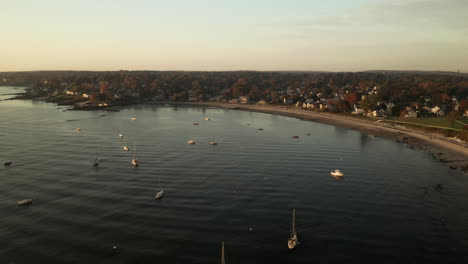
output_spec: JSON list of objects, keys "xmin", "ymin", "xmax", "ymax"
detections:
[{"xmin": 239, "ymin": 96, "xmax": 249, "ymax": 104}]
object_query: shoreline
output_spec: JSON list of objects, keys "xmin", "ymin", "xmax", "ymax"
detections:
[{"xmin": 153, "ymin": 101, "xmax": 468, "ymax": 170}]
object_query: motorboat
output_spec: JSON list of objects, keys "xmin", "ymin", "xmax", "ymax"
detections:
[
  {"xmin": 193, "ymin": 122, "xmax": 199, "ymax": 125},
  {"xmin": 131, "ymin": 117, "xmax": 137, "ymax": 121},
  {"xmin": 4, "ymin": 161, "xmax": 12, "ymax": 166},
  {"xmin": 123, "ymin": 146, "xmax": 130, "ymax": 151},
  {"xmin": 209, "ymin": 141, "xmax": 217, "ymax": 145},
  {"xmin": 17, "ymin": 199, "xmax": 32, "ymax": 206},
  {"xmin": 131, "ymin": 158, "xmax": 139, "ymax": 167},
  {"xmin": 292, "ymin": 136, "xmax": 299, "ymax": 138},
  {"xmin": 204, "ymin": 117, "xmax": 211, "ymax": 121},
  {"xmin": 330, "ymin": 169, "xmax": 344, "ymax": 177},
  {"xmin": 187, "ymin": 140, "xmax": 196, "ymax": 144},
  {"xmin": 76, "ymin": 128, "xmax": 81, "ymax": 131},
  {"xmin": 118, "ymin": 133, "xmax": 124, "ymax": 139}
]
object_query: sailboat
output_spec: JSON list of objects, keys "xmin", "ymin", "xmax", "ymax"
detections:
[
  {"xmin": 209, "ymin": 136, "xmax": 217, "ymax": 145},
  {"xmin": 131, "ymin": 143, "xmax": 139, "ymax": 167},
  {"xmin": 122, "ymin": 138, "xmax": 130, "ymax": 151},
  {"xmin": 221, "ymin": 241, "xmax": 225, "ymax": 264},
  {"xmin": 288, "ymin": 209, "xmax": 298, "ymax": 250},
  {"xmin": 155, "ymin": 174, "xmax": 164, "ymax": 199},
  {"xmin": 93, "ymin": 155, "xmax": 99, "ymax": 167}
]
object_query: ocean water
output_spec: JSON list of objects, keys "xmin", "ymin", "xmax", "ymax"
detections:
[{"xmin": 1, "ymin": 86, "xmax": 468, "ymax": 263}]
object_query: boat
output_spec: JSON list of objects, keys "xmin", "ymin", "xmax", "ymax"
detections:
[
  {"xmin": 287, "ymin": 209, "xmax": 298, "ymax": 249},
  {"xmin": 123, "ymin": 146, "xmax": 130, "ymax": 151},
  {"xmin": 221, "ymin": 241, "xmax": 226, "ymax": 264},
  {"xmin": 258, "ymin": 128, "xmax": 263, "ymax": 131},
  {"xmin": 209, "ymin": 141, "xmax": 217, "ymax": 145},
  {"xmin": 155, "ymin": 173, "xmax": 164, "ymax": 199},
  {"xmin": 292, "ymin": 136, "xmax": 299, "ymax": 138},
  {"xmin": 131, "ymin": 117, "xmax": 137, "ymax": 121},
  {"xmin": 193, "ymin": 122, "xmax": 199, "ymax": 125},
  {"xmin": 76, "ymin": 128, "xmax": 81, "ymax": 131},
  {"xmin": 17, "ymin": 199, "xmax": 32, "ymax": 206},
  {"xmin": 93, "ymin": 156, "xmax": 99, "ymax": 167},
  {"xmin": 4, "ymin": 161, "xmax": 12, "ymax": 166},
  {"xmin": 204, "ymin": 117, "xmax": 211, "ymax": 121},
  {"xmin": 131, "ymin": 143, "xmax": 139, "ymax": 167},
  {"xmin": 187, "ymin": 139, "xmax": 196, "ymax": 144},
  {"xmin": 118, "ymin": 133, "xmax": 124, "ymax": 139},
  {"xmin": 330, "ymin": 169, "xmax": 344, "ymax": 177},
  {"xmin": 155, "ymin": 190, "xmax": 164, "ymax": 199}
]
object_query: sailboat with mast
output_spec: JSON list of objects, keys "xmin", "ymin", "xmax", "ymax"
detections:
[
  {"xmin": 221, "ymin": 241, "xmax": 226, "ymax": 264},
  {"xmin": 154, "ymin": 174, "xmax": 164, "ymax": 199},
  {"xmin": 287, "ymin": 209, "xmax": 298, "ymax": 249},
  {"xmin": 131, "ymin": 143, "xmax": 139, "ymax": 167},
  {"xmin": 93, "ymin": 155, "xmax": 99, "ymax": 167}
]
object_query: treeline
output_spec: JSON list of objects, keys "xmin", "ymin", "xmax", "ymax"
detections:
[{"xmin": 2, "ymin": 70, "xmax": 468, "ymax": 107}]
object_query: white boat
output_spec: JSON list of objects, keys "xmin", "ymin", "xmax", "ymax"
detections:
[
  {"xmin": 330, "ymin": 169, "xmax": 344, "ymax": 177},
  {"xmin": 123, "ymin": 146, "xmax": 130, "ymax": 151},
  {"xmin": 131, "ymin": 117, "xmax": 137, "ymax": 121},
  {"xmin": 187, "ymin": 139, "xmax": 196, "ymax": 144},
  {"xmin": 76, "ymin": 128, "xmax": 81, "ymax": 132},
  {"xmin": 17, "ymin": 199, "xmax": 32, "ymax": 206},
  {"xmin": 118, "ymin": 133, "xmax": 124, "ymax": 139},
  {"xmin": 131, "ymin": 143, "xmax": 139, "ymax": 167},
  {"xmin": 155, "ymin": 174, "xmax": 164, "ymax": 199},
  {"xmin": 155, "ymin": 190, "xmax": 164, "ymax": 199},
  {"xmin": 287, "ymin": 209, "xmax": 298, "ymax": 249},
  {"xmin": 221, "ymin": 241, "xmax": 226, "ymax": 264},
  {"xmin": 204, "ymin": 117, "xmax": 211, "ymax": 121},
  {"xmin": 209, "ymin": 141, "xmax": 217, "ymax": 145}
]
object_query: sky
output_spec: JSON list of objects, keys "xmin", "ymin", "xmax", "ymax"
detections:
[{"xmin": 1, "ymin": 0, "xmax": 467, "ymax": 72}]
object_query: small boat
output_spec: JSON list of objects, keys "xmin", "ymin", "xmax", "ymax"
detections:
[
  {"xmin": 187, "ymin": 139, "xmax": 196, "ymax": 144},
  {"xmin": 258, "ymin": 128, "xmax": 263, "ymax": 131},
  {"xmin": 4, "ymin": 161, "xmax": 12, "ymax": 166},
  {"xmin": 93, "ymin": 156, "xmax": 99, "ymax": 167},
  {"xmin": 123, "ymin": 146, "xmax": 130, "ymax": 151},
  {"xmin": 221, "ymin": 241, "xmax": 226, "ymax": 264},
  {"xmin": 193, "ymin": 122, "xmax": 199, "ymax": 125},
  {"xmin": 209, "ymin": 141, "xmax": 217, "ymax": 145},
  {"xmin": 17, "ymin": 199, "xmax": 32, "ymax": 206},
  {"xmin": 131, "ymin": 143, "xmax": 139, "ymax": 167},
  {"xmin": 292, "ymin": 136, "xmax": 299, "ymax": 138},
  {"xmin": 204, "ymin": 117, "xmax": 211, "ymax": 121},
  {"xmin": 330, "ymin": 169, "xmax": 344, "ymax": 177},
  {"xmin": 76, "ymin": 128, "xmax": 81, "ymax": 132},
  {"xmin": 131, "ymin": 117, "xmax": 137, "ymax": 121},
  {"xmin": 155, "ymin": 190, "xmax": 164, "ymax": 199},
  {"xmin": 287, "ymin": 209, "xmax": 298, "ymax": 250},
  {"xmin": 306, "ymin": 133, "xmax": 311, "ymax": 136},
  {"xmin": 118, "ymin": 133, "xmax": 124, "ymax": 139}
]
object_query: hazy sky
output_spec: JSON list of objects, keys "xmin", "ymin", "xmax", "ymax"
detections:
[{"xmin": 1, "ymin": 0, "xmax": 467, "ymax": 72}]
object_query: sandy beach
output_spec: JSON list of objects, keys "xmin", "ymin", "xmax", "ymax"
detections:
[{"xmin": 154, "ymin": 102, "xmax": 468, "ymax": 170}]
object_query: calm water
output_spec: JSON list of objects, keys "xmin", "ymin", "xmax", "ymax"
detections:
[{"xmin": 1, "ymin": 86, "xmax": 468, "ymax": 263}]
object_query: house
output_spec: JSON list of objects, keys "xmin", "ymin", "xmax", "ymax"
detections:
[
  {"xmin": 431, "ymin": 106, "xmax": 445, "ymax": 117},
  {"xmin": 239, "ymin": 96, "xmax": 249, "ymax": 104}
]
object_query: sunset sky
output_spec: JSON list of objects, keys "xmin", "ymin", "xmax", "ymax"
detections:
[{"xmin": 1, "ymin": 0, "xmax": 467, "ymax": 72}]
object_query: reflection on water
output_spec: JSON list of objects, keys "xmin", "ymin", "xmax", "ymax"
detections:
[{"xmin": 0, "ymin": 86, "xmax": 467, "ymax": 264}]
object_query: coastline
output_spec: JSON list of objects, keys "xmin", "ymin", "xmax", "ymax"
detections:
[{"xmin": 153, "ymin": 101, "xmax": 468, "ymax": 170}]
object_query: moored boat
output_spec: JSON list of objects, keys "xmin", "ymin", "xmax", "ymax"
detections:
[
  {"xmin": 187, "ymin": 139, "xmax": 196, "ymax": 144},
  {"xmin": 330, "ymin": 169, "xmax": 344, "ymax": 177},
  {"xmin": 17, "ymin": 199, "xmax": 32, "ymax": 206}
]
